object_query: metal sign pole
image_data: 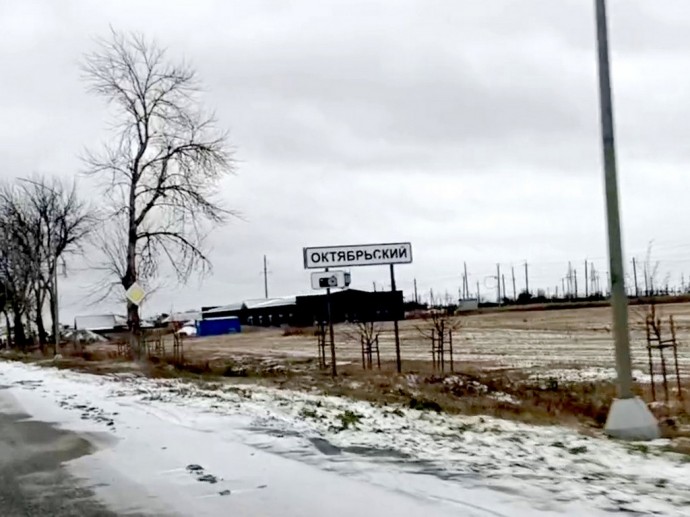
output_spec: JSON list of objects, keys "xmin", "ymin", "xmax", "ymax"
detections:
[
  {"xmin": 324, "ymin": 267, "xmax": 337, "ymax": 377},
  {"xmin": 390, "ymin": 264, "xmax": 402, "ymax": 373}
]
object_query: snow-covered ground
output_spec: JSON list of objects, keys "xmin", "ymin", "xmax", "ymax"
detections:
[
  {"xmin": 1, "ymin": 361, "xmax": 689, "ymax": 516},
  {"xmin": 526, "ymin": 366, "xmax": 652, "ymax": 383}
]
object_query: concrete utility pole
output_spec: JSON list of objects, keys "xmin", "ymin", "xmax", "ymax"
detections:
[
  {"xmin": 413, "ymin": 278, "xmax": 419, "ymax": 304},
  {"xmin": 594, "ymin": 0, "xmax": 658, "ymax": 439},
  {"xmin": 632, "ymin": 258, "xmax": 639, "ymax": 297},
  {"xmin": 585, "ymin": 260, "xmax": 589, "ymax": 298},
  {"xmin": 496, "ymin": 264, "xmax": 502, "ymax": 305},
  {"xmin": 573, "ymin": 269, "xmax": 577, "ymax": 299},
  {"xmin": 524, "ymin": 261, "xmax": 529, "ymax": 295},
  {"xmin": 463, "ymin": 262, "xmax": 469, "ymax": 299},
  {"xmin": 263, "ymin": 255, "xmax": 269, "ymax": 299},
  {"xmin": 511, "ymin": 266, "xmax": 516, "ymax": 300}
]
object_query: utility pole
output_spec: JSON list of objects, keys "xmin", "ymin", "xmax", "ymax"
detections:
[
  {"xmin": 511, "ymin": 266, "xmax": 517, "ymax": 300},
  {"xmin": 495, "ymin": 265, "xmax": 500, "ymax": 305},
  {"xmin": 429, "ymin": 288, "xmax": 434, "ymax": 307},
  {"xmin": 413, "ymin": 278, "xmax": 419, "ymax": 304},
  {"xmin": 476, "ymin": 281, "xmax": 480, "ymax": 303},
  {"xmin": 263, "ymin": 255, "xmax": 269, "ymax": 299},
  {"xmin": 502, "ymin": 274, "xmax": 507, "ymax": 304},
  {"xmin": 573, "ymin": 269, "xmax": 577, "ymax": 299},
  {"xmin": 597, "ymin": 0, "xmax": 631, "ymax": 395},
  {"xmin": 524, "ymin": 261, "xmax": 529, "ymax": 295},
  {"xmin": 463, "ymin": 262, "xmax": 469, "ymax": 299},
  {"xmin": 595, "ymin": 0, "xmax": 657, "ymax": 439},
  {"xmin": 585, "ymin": 260, "xmax": 589, "ymax": 298},
  {"xmin": 632, "ymin": 258, "xmax": 639, "ymax": 297},
  {"xmin": 373, "ymin": 281, "xmax": 377, "ymax": 292}
]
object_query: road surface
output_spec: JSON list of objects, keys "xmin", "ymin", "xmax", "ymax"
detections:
[{"xmin": 0, "ymin": 390, "xmax": 136, "ymax": 516}]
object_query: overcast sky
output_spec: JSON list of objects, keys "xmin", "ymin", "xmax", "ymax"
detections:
[{"xmin": 3, "ymin": 0, "xmax": 690, "ymax": 320}]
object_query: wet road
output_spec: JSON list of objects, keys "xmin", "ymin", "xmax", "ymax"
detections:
[{"xmin": 0, "ymin": 393, "xmax": 125, "ymax": 517}]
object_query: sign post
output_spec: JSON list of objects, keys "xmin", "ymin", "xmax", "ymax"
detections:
[
  {"xmin": 303, "ymin": 242, "xmax": 412, "ymax": 374},
  {"xmin": 310, "ymin": 269, "xmax": 351, "ymax": 377},
  {"xmin": 390, "ymin": 264, "xmax": 402, "ymax": 373},
  {"xmin": 324, "ymin": 268, "xmax": 337, "ymax": 377}
]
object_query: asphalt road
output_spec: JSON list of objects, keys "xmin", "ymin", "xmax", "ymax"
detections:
[{"xmin": 0, "ymin": 391, "xmax": 131, "ymax": 517}]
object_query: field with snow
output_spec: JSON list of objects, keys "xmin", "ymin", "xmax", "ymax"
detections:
[
  {"xmin": 2, "ymin": 360, "xmax": 690, "ymax": 516},
  {"xmin": 180, "ymin": 302, "xmax": 690, "ymax": 382}
]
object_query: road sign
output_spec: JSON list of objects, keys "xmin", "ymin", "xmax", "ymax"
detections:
[
  {"xmin": 125, "ymin": 282, "xmax": 146, "ymax": 306},
  {"xmin": 303, "ymin": 242, "xmax": 412, "ymax": 269},
  {"xmin": 311, "ymin": 270, "xmax": 351, "ymax": 290}
]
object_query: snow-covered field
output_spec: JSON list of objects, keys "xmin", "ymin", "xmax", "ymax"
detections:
[
  {"xmin": 1, "ymin": 360, "xmax": 690, "ymax": 516},
  {"xmin": 176, "ymin": 303, "xmax": 690, "ymax": 381}
]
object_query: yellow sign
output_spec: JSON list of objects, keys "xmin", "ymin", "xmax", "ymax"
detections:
[{"xmin": 125, "ymin": 282, "xmax": 146, "ymax": 306}]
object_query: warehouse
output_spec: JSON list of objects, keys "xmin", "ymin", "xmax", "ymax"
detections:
[
  {"xmin": 293, "ymin": 289, "xmax": 403, "ymax": 326},
  {"xmin": 201, "ymin": 289, "xmax": 403, "ymax": 328}
]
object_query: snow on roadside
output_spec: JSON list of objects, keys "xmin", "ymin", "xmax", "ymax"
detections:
[{"xmin": 2, "ymin": 360, "xmax": 690, "ymax": 516}]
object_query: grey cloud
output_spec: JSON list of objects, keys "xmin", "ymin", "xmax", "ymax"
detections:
[{"xmin": 2, "ymin": 0, "xmax": 690, "ymax": 317}]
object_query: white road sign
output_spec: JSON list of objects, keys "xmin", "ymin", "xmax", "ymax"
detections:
[
  {"xmin": 311, "ymin": 270, "xmax": 352, "ymax": 289},
  {"xmin": 303, "ymin": 242, "xmax": 412, "ymax": 269}
]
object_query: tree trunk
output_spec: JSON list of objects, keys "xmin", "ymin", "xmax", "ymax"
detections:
[
  {"xmin": 35, "ymin": 297, "xmax": 47, "ymax": 350},
  {"xmin": 2, "ymin": 310, "xmax": 10, "ymax": 349},
  {"xmin": 13, "ymin": 310, "xmax": 26, "ymax": 351},
  {"xmin": 127, "ymin": 301, "xmax": 141, "ymax": 358},
  {"xmin": 48, "ymin": 289, "xmax": 57, "ymax": 354},
  {"xmin": 124, "ymin": 170, "xmax": 141, "ymax": 357}
]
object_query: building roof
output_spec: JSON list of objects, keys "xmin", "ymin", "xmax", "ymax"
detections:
[
  {"xmin": 204, "ymin": 302, "xmax": 245, "ymax": 314},
  {"xmin": 161, "ymin": 310, "xmax": 202, "ymax": 323},
  {"xmin": 74, "ymin": 314, "xmax": 127, "ymax": 331},
  {"xmin": 203, "ymin": 297, "xmax": 298, "ymax": 314},
  {"xmin": 244, "ymin": 297, "xmax": 297, "ymax": 310}
]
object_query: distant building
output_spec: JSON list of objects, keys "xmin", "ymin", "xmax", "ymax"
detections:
[
  {"xmin": 456, "ymin": 298, "xmax": 479, "ymax": 312},
  {"xmin": 74, "ymin": 314, "xmax": 128, "ymax": 334},
  {"xmin": 202, "ymin": 289, "xmax": 403, "ymax": 328}
]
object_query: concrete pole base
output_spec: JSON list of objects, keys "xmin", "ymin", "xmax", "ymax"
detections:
[{"xmin": 604, "ymin": 397, "xmax": 660, "ymax": 441}]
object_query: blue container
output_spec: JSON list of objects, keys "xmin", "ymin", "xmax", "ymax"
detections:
[{"xmin": 196, "ymin": 317, "xmax": 241, "ymax": 337}]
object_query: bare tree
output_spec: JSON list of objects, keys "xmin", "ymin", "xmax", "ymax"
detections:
[
  {"xmin": 416, "ymin": 309, "xmax": 462, "ymax": 372},
  {"xmin": 0, "ymin": 191, "xmax": 35, "ymax": 349},
  {"xmin": 81, "ymin": 30, "xmax": 234, "ymax": 337},
  {"xmin": 344, "ymin": 320, "xmax": 382, "ymax": 370},
  {"xmin": 0, "ymin": 177, "xmax": 95, "ymax": 350},
  {"xmin": 19, "ymin": 176, "xmax": 95, "ymax": 348}
]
